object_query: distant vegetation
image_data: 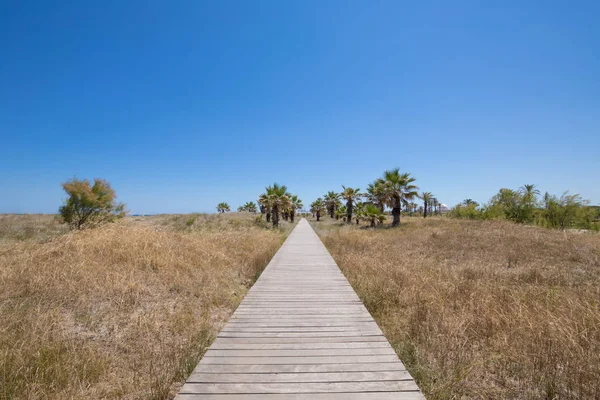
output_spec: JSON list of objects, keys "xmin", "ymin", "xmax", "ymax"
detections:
[
  {"xmin": 237, "ymin": 201, "xmax": 257, "ymax": 213},
  {"xmin": 311, "ymin": 168, "xmax": 441, "ymax": 227},
  {"xmin": 449, "ymin": 184, "xmax": 599, "ymax": 231},
  {"xmin": 216, "ymin": 202, "xmax": 230, "ymax": 213},
  {"xmin": 257, "ymin": 183, "xmax": 303, "ymax": 227}
]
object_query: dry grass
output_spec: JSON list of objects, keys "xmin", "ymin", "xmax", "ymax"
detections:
[
  {"xmin": 312, "ymin": 216, "xmax": 600, "ymax": 400},
  {"xmin": 1, "ymin": 213, "xmax": 290, "ymax": 400}
]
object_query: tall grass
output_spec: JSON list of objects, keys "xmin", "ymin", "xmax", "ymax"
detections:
[
  {"xmin": 314, "ymin": 217, "xmax": 600, "ymax": 399},
  {"xmin": 1, "ymin": 213, "xmax": 289, "ymax": 399}
]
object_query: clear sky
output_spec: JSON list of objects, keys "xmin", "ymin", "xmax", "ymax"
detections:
[{"xmin": 1, "ymin": 0, "xmax": 598, "ymax": 214}]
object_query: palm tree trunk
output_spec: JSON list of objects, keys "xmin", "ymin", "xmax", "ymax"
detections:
[
  {"xmin": 423, "ymin": 201, "xmax": 428, "ymax": 218},
  {"xmin": 290, "ymin": 210, "xmax": 295, "ymax": 223},
  {"xmin": 316, "ymin": 211, "xmax": 321, "ymax": 221},
  {"xmin": 272, "ymin": 205, "xmax": 279, "ymax": 227},
  {"xmin": 346, "ymin": 200, "xmax": 352, "ymax": 224},
  {"xmin": 266, "ymin": 212, "xmax": 271, "ymax": 222},
  {"xmin": 391, "ymin": 195, "xmax": 401, "ymax": 227},
  {"xmin": 370, "ymin": 217, "xmax": 376, "ymax": 228}
]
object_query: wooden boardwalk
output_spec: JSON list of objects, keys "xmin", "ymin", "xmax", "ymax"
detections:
[{"xmin": 175, "ymin": 219, "xmax": 425, "ymax": 399}]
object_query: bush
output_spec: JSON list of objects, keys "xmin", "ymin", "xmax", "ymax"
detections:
[
  {"xmin": 59, "ymin": 178, "xmax": 126, "ymax": 230},
  {"xmin": 538, "ymin": 192, "xmax": 588, "ymax": 230},
  {"xmin": 447, "ymin": 203, "xmax": 484, "ymax": 219}
]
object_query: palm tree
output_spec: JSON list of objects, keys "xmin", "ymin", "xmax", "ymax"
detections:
[
  {"xmin": 362, "ymin": 204, "xmax": 386, "ymax": 227},
  {"xmin": 354, "ymin": 202, "xmax": 365, "ymax": 225},
  {"xmin": 248, "ymin": 202, "xmax": 258, "ymax": 213},
  {"xmin": 421, "ymin": 192, "xmax": 432, "ymax": 218},
  {"xmin": 335, "ymin": 205, "xmax": 347, "ymax": 221},
  {"xmin": 266, "ymin": 183, "xmax": 289, "ymax": 227},
  {"xmin": 408, "ymin": 202, "xmax": 418, "ymax": 216},
  {"xmin": 290, "ymin": 195, "xmax": 303, "ymax": 223},
  {"xmin": 323, "ymin": 191, "xmax": 338, "ymax": 218},
  {"xmin": 366, "ymin": 179, "xmax": 386, "ymax": 212},
  {"xmin": 310, "ymin": 198, "xmax": 326, "ymax": 221},
  {"xmin": 216, "ymin": 202, "xmax": 230, "ymax": 214},
  {"xmin": 382, "ymin": 169, "xmax": 419, "ymax": 227},
  {"xmin": 258, "ymin": 193, "xmax": 271, "ymax": 222},
  {"xmin": 519, "ymin": 184, "xmax": 540, "ymax": 205},
  {"xmin": 339, "ymin": 186, "xmax": 362, "ymax": 224},
  {"xmin": 463, "ymin": 199, "xmax": 478, "ymax": 207},
  {"xmin": 238, "ymin": 201, "xmax": 257, "ymax": 213},
  {"xmin": 432, "ymin": 198, "xmax": 439, "ymax": 216}
]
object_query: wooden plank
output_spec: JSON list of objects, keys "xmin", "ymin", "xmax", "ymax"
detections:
[
  {"xmin": 200, "ymin": 355, "xmax": 401, "ymax": 364},
  {"xmin": 208, "ymin": 342, "xmax": 394, "ymax": 350},
  {"xmin": 179, "ymin": 381, "xmax": 420, "ymax": 394},
  {"xmin": 186, "ymin": 370, "xmax": 412, "ymax": 383},
  {"xmin": 204, "ymin": 348, "xmax": 397, "ymax": 357},
  {"xmin": 211, "ymin": 336, "xmax": 389, "ymax": 344},
  {"xmin": 176, "ymin": 393, "xmax": 425, "ymax": 400},
  {"xmin": 193, "ymin": 363, "xmax": 406, "ymax": 374}
]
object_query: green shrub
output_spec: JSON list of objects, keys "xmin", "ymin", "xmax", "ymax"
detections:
[{"xmin": 59, "ymin": 178, "xmax": 126, "ymax": 230}]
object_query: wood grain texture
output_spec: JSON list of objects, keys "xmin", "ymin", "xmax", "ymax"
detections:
[{"xmin": 175, "ymin": 219, "xmax": 425, "ymax": 399}]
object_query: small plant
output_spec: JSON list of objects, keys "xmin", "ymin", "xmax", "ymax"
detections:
[{"xmin": 59, "ymin": 178, "xmax": 126, "ymax": 230}]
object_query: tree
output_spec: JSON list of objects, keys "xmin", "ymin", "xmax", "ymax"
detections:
[
  {"xmin": 258, "ymin": 193, "xmax": 271, "ymax": 222},
  {"xmin": 366, "ymin": 179, "xmax": 387, "ymax": 213},
  {"xmin": 310, "ymin": 198, "xmax": 326, "ymax": 221},
  {"xmin": 542, "ymin": 192, "xmax": 586, "ymax": 230},
  {"xmin": 354, "ymin": 202, "xmax": 365, "ymax": 225},
  {"xmin": 238, "ymin": 201, "xmax": 257, "ymax": 213},
  {"xmin": 339, "ymin": 186, "xmax": 362, "ymax": 224},
  {"xmin": 520, "ymin": 184, "xmax": 540, "ymax": 204},
  {"xmin": 362, "ymin": 204, "xmax": 386, "ymax": 227},
  {"xmin": 59, "ymin": 178, "xmax": 126, "ymax": 230},
  {"xmin": 422, "ymin": 192, "xmax": 433, "ymax": 218},
  {"xmin": 323, "ymin": 191, "xmax": 338, "ymax": 218},
  {"xmin": 217, "ymin": 202, "xmax": 230, "ymax": 213},
  {"xmin": 290, "ymin": 195, "xmax": 303, "ymax": 223},
  {"xmin": 266, "ymin": 183, "xmax": 289, "ymax": 227},
  {"xmin": 335, "ymin": 205, "xmax": 347, "ymax": 221},
  {"xmin": 382, "ymin": 169, "xmax": 419, "ymax": 226},
  {"xmin": 463, "ymin": 198, "xmax": 479, "ymax": 207},
  {"xmin": 246, "ymin": 202, "xmax": 258, "ymax": 213}
]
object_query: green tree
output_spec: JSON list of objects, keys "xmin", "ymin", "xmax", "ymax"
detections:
[
  {"xmin": 366, "ymin": 179, "xmax": 387, "ymax": 213},
  {"xmin": 463, "ymin": 198, "xmax": 479, "ymax": 207},
  {"xmin": 542, "ymin": 192, "xmax": 586, "ymax": 230},
  {"xmin": 323, "ymin": 191, "xmax": 339, "ymax": 218},
  {"xmin": 290, "ymin": 195, "xmax": 303, "ymax": 223},
  {"xmin": 339, "ymin": 186, "xmax": 362, "ymax": 224},
  {"xmin": 354, "ymin": 202, "xmax": 365, "ymax": 225},
  {"xmin": 362, "ymin": 204, "xmax": 386, "ymax": 227},
  {"xmin": 335, "ymin": 205, "xmax": 347, "ymax": 221},
  {"xmin": 310, "ymin": 198, "xmax": 326, "ymax": 221},
  {"xmin": 59, "ymin": 178, "xmax": 126, "ymax": 230},
  {"xmin": 383, "ymin": 169, "xmax": 419, "ymax": 226},
  {"xmin": 258, "ymin": 193, "xmax": 271, "ymax": 222},
  {"xmin": 217, "ymin": 202, "xmax": 230, "ymax": 213},
  {"xmin": 238, "ymin": 201, "xmax": 257, "ymax": 213},
  {"xmin": 422, "ymin": 192, "xmax": 433, "ymax": 218},
  {"xmin": 266, "ymin": 183, "xmax": 289, "ymax": 227}
]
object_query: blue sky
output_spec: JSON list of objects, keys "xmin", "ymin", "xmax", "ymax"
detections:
[{"xmin": 1, "ymin": 0, "xmax": 598, "ymax": 214}]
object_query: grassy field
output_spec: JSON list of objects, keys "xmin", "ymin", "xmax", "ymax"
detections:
[
  {"xmin": 0, "ymin": 213, "xmax": 292, "ymax": 400},
  {"xmin": 310, "ymin": 216, "xmax": 600, "ymax": 400}
]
